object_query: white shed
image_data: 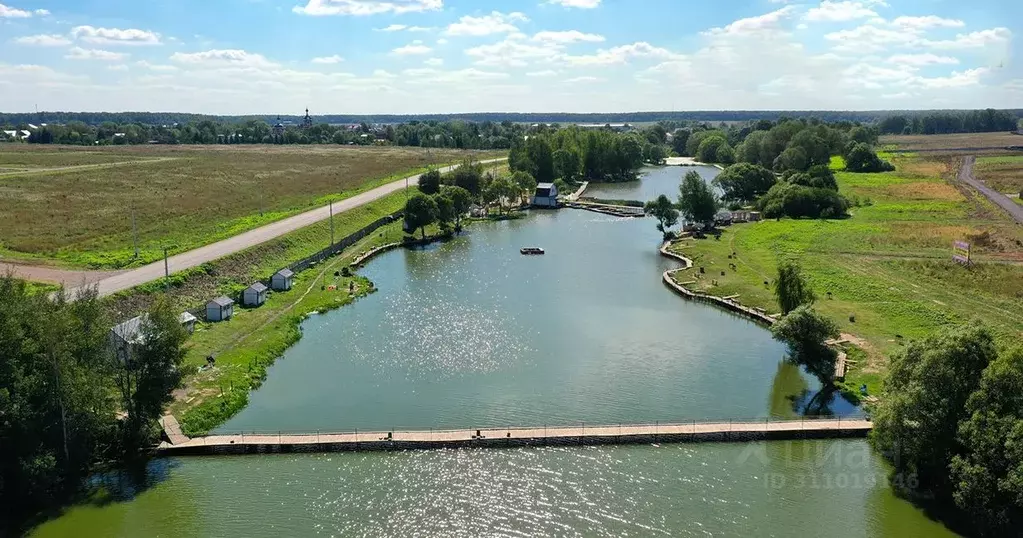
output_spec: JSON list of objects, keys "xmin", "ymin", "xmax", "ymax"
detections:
[
  {"xmin": 532, "ymin": 183, "xmax": 559, "ymax": 208},
  {"xmin": 242, "ymin": 283, "xmax": 268, "ymax": 307},
  {"xmin": 206, "ymin": 296, "xmax": 234, "ymax": 322},
  {"xmin": 271, "ymin": 269, "xmax": 294, "ymax": 291},
  {"xmin": 109, "ymin": 316, "xmax": 146, "ymax": 364},
  {"xmin": 179, "ymin": 312, "xmax": 198, "ymax": 334}
]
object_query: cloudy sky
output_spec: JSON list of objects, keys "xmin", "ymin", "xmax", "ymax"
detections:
[{"xmin": 0, "ymin": 0, "xmax": 1019, "ymax": 114}]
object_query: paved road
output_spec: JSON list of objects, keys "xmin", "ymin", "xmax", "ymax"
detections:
[
  {"xmin": 3, "ymin": 159, "xmax": 504, "ymax": 297},
  {"xmin": 958, "ymin": 156, "xmax": 1023, "ymax": 224}
]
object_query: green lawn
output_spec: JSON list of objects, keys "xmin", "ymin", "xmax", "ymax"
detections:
[{"xmin": 670, "ymin": 156, "xmax": 1023, "ymax": 397}]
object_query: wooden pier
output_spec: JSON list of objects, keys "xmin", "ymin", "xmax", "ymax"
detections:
[{"xmin": 159, "ymin": 418, "xmax": 872, "ymax": 456}]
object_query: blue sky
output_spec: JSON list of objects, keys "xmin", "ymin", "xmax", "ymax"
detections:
[{"xmin": 0, "ymin": 0, "xmax": 1019, "ymax": 114}]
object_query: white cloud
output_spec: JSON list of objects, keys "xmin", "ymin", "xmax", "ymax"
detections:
[
  {"xmin": 890, "ymin": 16, "xmax": 965, "ymax": 30},
  {"xmin": 13, "ymin": 34, "xmax": 71, "ymax": 46},
  {"xmin": 704, "ymin": 6, "xmax": 796, "ymax": 36},
  {"xmin": 546, "ymin": 0, "xmax": 600, "ymax": 8},
  {"xmin": 376, "ymin": 24, "xmax": 432, "ymax": 32},
  {"xmin": 107, "ymin": 64, "xmax": 129, "ymax": 71},
  {"xmin": 887, "ymin": 53, "xmax": 959, "ymax": 67},
  {"xmin": 532, "ymin": 30, "xmax": 604, "ymax": 44},
  {"xmin": 444, "ymin": 11, "xmax": 528, "ymax": 37},
  {"xmin": 171, "ymin": 49, "xmax": 277, "ymax": 67},
  {"xmin": 65, "ymin": 47, "xmax": 129, "ymax": 62},
  {"xmin": 564, "ymin": 76, "xmax": 603, "ymax": 83},
  {"xmin": 71, "ymin": 26, "xmax": 162, "ymax": 46},
  {"xmin": 391, "ymin": 42, "xmax": 432, "ymax": 55},
  {"xmin": 312, "ymin": 55, "xmax": 345, "ymax": 64},
  {"xmin": 424, "ymin": 57, "xmax": 444, "ymax": 66},
  {"xmin": 465, "ymin": 37, "xmax": 552, "ymax": 66},
  {"xmin": 923, "ymin": 28, "xmax": 1011, "ymax": 49},
  {"xmin": 825, "ymin": 25, "xmax": 914, "ymax": 52},
  {"xmin": 562, "ymin": 42, "xmax": 681, "ymax": 65},
  {"xmin": 527, "ymin": 70, "xmax": 558, "ymax": 77},
  {"xmin": 136, "ymin": 60, "xmax": 178, "ymax": 72},
  {"xmin": 33, "ymin": 8, "xmax": 48, "ymax": 15},
  {"xmin": 0, "ymin": 3, "xmax": 31, "ymax": 18},
  {"xmin": 804, "ymin": 1, "xmax": 879, "ymax": 23},
  {"xmin": 294, "ymin": 0, "xmax": 442, "ymax": 16},
  {"xmin": 910, "ymin": 67, "xmax": 988, "ymax": 89}
]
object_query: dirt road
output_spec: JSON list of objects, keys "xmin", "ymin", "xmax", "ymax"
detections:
[
  {"xmin": 42, "ymin": 159, "xmax": 504, "ymax": 297},
  {"xmin": 958, "ymin": 156, "xmax": 1023, "ymax": 224}
]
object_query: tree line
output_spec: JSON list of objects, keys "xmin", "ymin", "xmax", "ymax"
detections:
[
  {"xmin": 508, "ymin": 127, "xmax": 659, "ymax": 185},
  {"xmin": 0, "ymin": 279, "xmax": 188, "ymax": 534},
  {"xmin": 3, "ymin": 109, "xmax": 1018, "ymax": 129},
  {"xmin": 878, "ymin": 109, "xmax": 1019, "ymax": 135}
]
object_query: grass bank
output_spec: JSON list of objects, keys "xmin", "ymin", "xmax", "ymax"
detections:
[
  {"xmin": 0, "ymin": 144, "xmax": 497, "ymax": 269},
  {"xmin": 667, "ymin": 154, "xmax": 1023, "ymax": 398},
  {"xmin": 110, "ymin": 189, "xmax": 416, "ymax": 435}
]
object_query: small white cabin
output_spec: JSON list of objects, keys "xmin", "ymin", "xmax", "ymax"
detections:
[
  {"xmin": 242, "ymin": 283, "xmax": 268, "ymax": 307},
  {"xmin": 271, "ymin": 269, "xmax": 295, "ymax": 291},
  {"xmin": 532, "ymin": 183, "xmax": 559, "ymax": 208},
  {"xmin": 206, "ymin": 296, "xmax": 234, "ymax": 322}
]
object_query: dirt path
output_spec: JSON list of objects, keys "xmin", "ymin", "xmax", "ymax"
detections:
[
  {"xmin": 0, "ymin": 261, "xmax": 121, "ymax": 287},
  {"xmin": 7, "ymin": 158, "xmax": 504, "ymax": 297},
  {"xmin": 0, "ymin": 157, "xmax": 178, "ymax": 179},
  {"xmin": 959, "ymin": 155, "xmax": 1023, "ymax": 224}
]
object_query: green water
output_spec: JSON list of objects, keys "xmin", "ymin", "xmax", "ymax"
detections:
[
  {"xmin": 31, "ymin": 174, "xmax": 954, "ymax": 535},
  {"xmin": 33, "ymin": 442, "xmax": 953, "ymax": 537}
]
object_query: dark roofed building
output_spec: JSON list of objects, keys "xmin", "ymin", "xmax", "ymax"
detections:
[{"xmin": 532, "ymin": 183, "xmax": 559, "ymax": 208}]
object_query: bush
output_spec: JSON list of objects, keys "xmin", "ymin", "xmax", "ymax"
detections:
[
  {"xmin": 845, "ymin": 142, "xmax": 895, "ymax": 173},
  {"xmin": 758, "ymin": 182, "xmax": 849, "ymax": 219}
]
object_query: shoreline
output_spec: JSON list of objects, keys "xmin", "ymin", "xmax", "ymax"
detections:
[{"xmin": 658, "ymin": 241, "xmax": 777, "ymax": 326}]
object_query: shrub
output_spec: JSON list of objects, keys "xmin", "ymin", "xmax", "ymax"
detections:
[{"xmin": 758, "ymin": 182, "xmax": 849, "ymax": 219}]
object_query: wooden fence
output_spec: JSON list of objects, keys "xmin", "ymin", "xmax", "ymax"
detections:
[{"xmin": 286, "ymin": 211, "xmax": 403, "ymax": 274}]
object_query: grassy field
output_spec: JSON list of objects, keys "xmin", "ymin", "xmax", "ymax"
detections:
[
  {"xmin": 669, "ymin": 153, "xmax": 1023, "ymax": 398},
  {"xmin": 881, "ymin": 132, "xmax": 1023, "ymax": 153},
  {"xmin": 975, "ymin": 155, "xmax": 1023, "ymax": 195},
  {"xmin": 0, "ymin": 144, "xmax": 494, "ymax": 269}
]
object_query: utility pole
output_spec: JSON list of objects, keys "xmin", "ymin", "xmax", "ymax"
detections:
[
  {"xmin": 329, "ymin": 200, "xmax": 335, "ymax": 245},
  {"xmin": 163, "ymin": 247, "xmax": 170, "ymax": 281},
  {"xmin": 131, "ymin": 206, "xmax": 139, "ymax": 259}
]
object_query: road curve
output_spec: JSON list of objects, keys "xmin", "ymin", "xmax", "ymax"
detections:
[
  {"xmin": 46, "ymin": 158, "xmax": 504, "ymax": 298},
  {"xmin": 958, "ymin": 156, "xmax": 1023, "ymax": 225}
]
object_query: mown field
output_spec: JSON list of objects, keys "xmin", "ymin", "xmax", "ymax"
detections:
[
  {"xmin": 669, "ymin": 154, "xmax": 1023, "ymax": 396},
  {"xmin": 880, "ymin": 132, "xmax": 1023, "ymax": 153},
  {"xmin": 975, "ymin": 155, "xmax": 1023, "ymax": 195},
  {"xmin": 0, "ymin": 144, "xmax": 493, "ymax": 268}
]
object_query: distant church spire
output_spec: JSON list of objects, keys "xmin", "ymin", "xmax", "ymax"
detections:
[{"xmin": 301, "ymin": 108, "xmax": 313, "ymax": 129}]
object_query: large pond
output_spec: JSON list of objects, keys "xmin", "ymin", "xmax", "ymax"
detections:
[
  {"xmin": 582, "ymin": 164, "xmax": 721, "ymax": 202},
  {"xmin": 218, "ymin": 209, "xmax": 851, "ymax": 434},
  {"xmin": 31, "ymin": 170, "xmax": 952, "ymax": 536}
]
